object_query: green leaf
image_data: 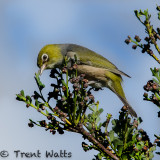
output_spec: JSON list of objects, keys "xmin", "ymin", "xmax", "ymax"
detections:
[
  {"xmin": 16, "ymin": 94, "xmax": 26, "ymax": 101},
  {"xmin": 88, "ymin": 106, "xmax": 96, "ymax": 112},
  {"xmin": 87, "ymin": 123, "xmax": 92, "ymax": 131},
  {"xmin": 150, "ymin": 146, "xmax": 156, "ymax": 152},
  {"xmin": 117, "ymin": 145, "xmax": 123, "ymax": 156},
  {"xmin": 155, "ymin": 92, "xmax": 160, "ymax": 100},
  {"xmin": 132, "ymin": 131, "xmax": 138, "ymax": 141},
  {"xmin": 158, "ymin": 68, "xmax": 160, "ymax": 76},
  {"xmin": 121, "ymin": 154, "xmax": 128, "ymax": 160},
  {"xmin": 109, "ymin": 130, "xmax": 115, "ymax": 142},
  {"xmin": 88, "ymin": 106, "xmax": 94, "ymax": 112},
  {"xmin": 35, "ymin": 99, "xmax": 39, "ymax": 107},
  {"xmin": 96, "ymin": 117, "xmax": 100, "ymax": 124},
  {"xmin": 26, "ymin": 95, "xmax": 32, "ymax": 103},
  {"xmin": 98, "ymin": 108, "xmax": 103, "ymax": 114},
  {"xmin": 20, "ymin": 90, "xmax": 25, "ymax": 97},
  {"xmin": 143, "ymin": 9, "xmax": 148, "ymax": 17},
  {"xmin": 111, "ymin": 119, "xmax": 116, "ymax": 126},
  {"xmin": 112, "ymin": 138, "xmax": 123, "ymax": 149},
  {"xmin": 134, "ymin": 10, "xmax": 140, "ymax": 17},
  {"xmin": 97, "ymin": 153, "xmax": 102, "ymax": 160},
  {"xmin": 153, "ymin": 78, "xmax": 159, "ymax": 83},
  {"xmin": 98, "ymin": 122, "xmax": 103, "ymax": 129},
  {"xmin": 158, "ymin": 12, "xmax": 160, "ymax": 20},
  {"xmin": 151, "ymin": 68, "xmax": 158, "ymax": 77},
  {"xmin": 136, "ymin": 141, "xmax": 144, "ymax": 150},
  {"xmin": 61, "ymin": 80, "xmax": 67, "ymax": 87},
  {"xmin": 35, "ymin": 72, "xmax": 45, "ymax": 90},
  {"xmin": 46, "ymin": 110, "xmax": 49, "ymax": 115}
]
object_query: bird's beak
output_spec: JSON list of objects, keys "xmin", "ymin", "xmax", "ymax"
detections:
[{"xmin": 39, "ymin": 63, "xmax": 46, "ymax": 75}]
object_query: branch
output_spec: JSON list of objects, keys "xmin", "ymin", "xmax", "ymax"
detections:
[{"xmin": 78, "ymin": 124, "xmax": 119, "ymax": 160}]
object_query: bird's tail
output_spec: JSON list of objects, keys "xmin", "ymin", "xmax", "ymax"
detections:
[
  {"xmin": 107, "ymin": 78, "xmax": 137, "ymax": 117},
  {"xmin": 118, "ymin": 95, "xmax": 137, "ymax": 117}
]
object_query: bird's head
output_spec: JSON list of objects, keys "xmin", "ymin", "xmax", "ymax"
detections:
[{"xmin": 37, "ymin": 44, "xmax": 63, "ymax": 75}]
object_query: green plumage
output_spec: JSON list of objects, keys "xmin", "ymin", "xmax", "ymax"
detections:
[{"xmin": 37, "ymin": 44, "xmax": 137, "ymax": 117}]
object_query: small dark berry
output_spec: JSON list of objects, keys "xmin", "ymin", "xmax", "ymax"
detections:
[
  {"xmin": 47, "ymin": 114, "xmax": 52, "ymax": 120},
  {"xmin": 144, "ymin": 37, "xmax": 149, "ymax": 42},
  {"xmin": 125, "ymin": 39, "xmax": 131, "ymax": 45},
  {"xmin": 62, "ymin": 67, "xmax": 67, "ymax": 73},
  {"xmin": 155, "ymin": 34, "xmax": 160, "ymax": 39},
  {"xmin": 154, "ymin": 139, "xmax": 159, "ymax": 143},
  {"xmin": 57, "ymin": 127, "xmax": 64, "ymax": 134},
  {"xmin": 132, "ymin": 45, "xmax": 137, "ymax": 49},
  {"xmin": 153, "ymin": 83, "xmax": 158, "ymax": 90},
  {"xmin": 89, "ymin": 94, "xmax": 94, "ymax": 100},
  {"xmin": 39, "ymin": 120, "xmax": 47, "ymax": 127},
  {"xmin": 53, "ymin": 106, "xmax": 59, "ymax": 111},
  {"xmin": 143, "ymin": 146, "xmax": 148, "ymax": 151},
  {"xmin": 158, "ymin": 111, "xmax": 160, "ymax": 117},
  {"xmin": 157, "ymin": 28, "xmax": 160, "ymax": 34},
  {"xmin": 80, "ymin": 101, "xmax": 84, "ymax": 107},
  {"xmin": 74, "ymin": 87, "xmax": 79, "ymax": 91},
  {"xmin": 41, "ymin": 106, "xmax": 45, "ymax": 110},
  {"xmin": 143, "ymin": 93, "xmax": 148, "ymax": 98},
  {"xmin": 144, "ymin": 44, "xmax": 150, "ymax": 50},
  {"xmin": 122, "ymin": 105, "xmax": 128, "ymax": 111},
  {"xmin": 51, "ymin": 130, "xmax": 56, "ymax": 135},
  {"xmin": 26, "ymin": 104, "xmax": 30, "ymax": 108},
  {"xmin": 62, "ymin": 86, "xmax": 66, "ymax": 92},
  {"xmin": 156, "ymin": 6, "xmax": 160, "ymax": 11},
  {"xmin": 28, "ymin": 122, "xmax": 34, "ymax": 128},
  {"xmin": 134, "ymin": 35, "xmax": 141, "ymax": 42},
  {"xmin": 82, "ymin": 79, "xmax": 88, "ymax": 83},
  {"xmin": 141, "ymin": 48, "xmax": 146, "ymax": 53}
]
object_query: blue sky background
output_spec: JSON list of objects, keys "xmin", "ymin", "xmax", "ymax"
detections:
[{"xmin": 0, "ymin": 0, "xmax": 160, "ymax": 159}]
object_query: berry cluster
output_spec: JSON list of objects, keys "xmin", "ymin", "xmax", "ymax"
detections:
[{"xmin": 143, "ymin": 68, "xmax": 160, "ymax": 108}]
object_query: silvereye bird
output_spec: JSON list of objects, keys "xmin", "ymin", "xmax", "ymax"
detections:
[{"xmin": 37, "ymin": 44, "xmax": 137, "ymax": 117}]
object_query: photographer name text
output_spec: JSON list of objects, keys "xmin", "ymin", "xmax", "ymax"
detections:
[{"xmin": 0, "ymin": 150, "xmax": 72, "ymax": 158}]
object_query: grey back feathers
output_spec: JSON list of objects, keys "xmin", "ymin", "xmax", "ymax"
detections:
[{"xmin": 58, "ymin": 44, "xmax": 130, "ymax": 78}]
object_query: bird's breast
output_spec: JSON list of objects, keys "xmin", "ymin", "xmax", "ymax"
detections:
[{"xmin": 77, "ymin": 65, "xmax": 109, "ymax": 88}]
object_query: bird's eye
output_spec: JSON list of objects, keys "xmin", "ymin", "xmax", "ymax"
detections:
[{"xmin": 42, "ymin": 53, "xmax": 48, "ymax": 62}]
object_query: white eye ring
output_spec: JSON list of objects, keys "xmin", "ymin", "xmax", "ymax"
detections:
[{"xmin": 42, "ymin": 53, "xmax": 48, "ymax": 62}]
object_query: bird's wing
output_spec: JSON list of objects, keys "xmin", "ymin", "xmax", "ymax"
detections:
[
  {"xmin": 104, "ymin": 68, "xmax": 131, "ymax": 78},
  {"xmin": 66, "ymin": 48, "xmax": 130, "ymax": 78}
]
